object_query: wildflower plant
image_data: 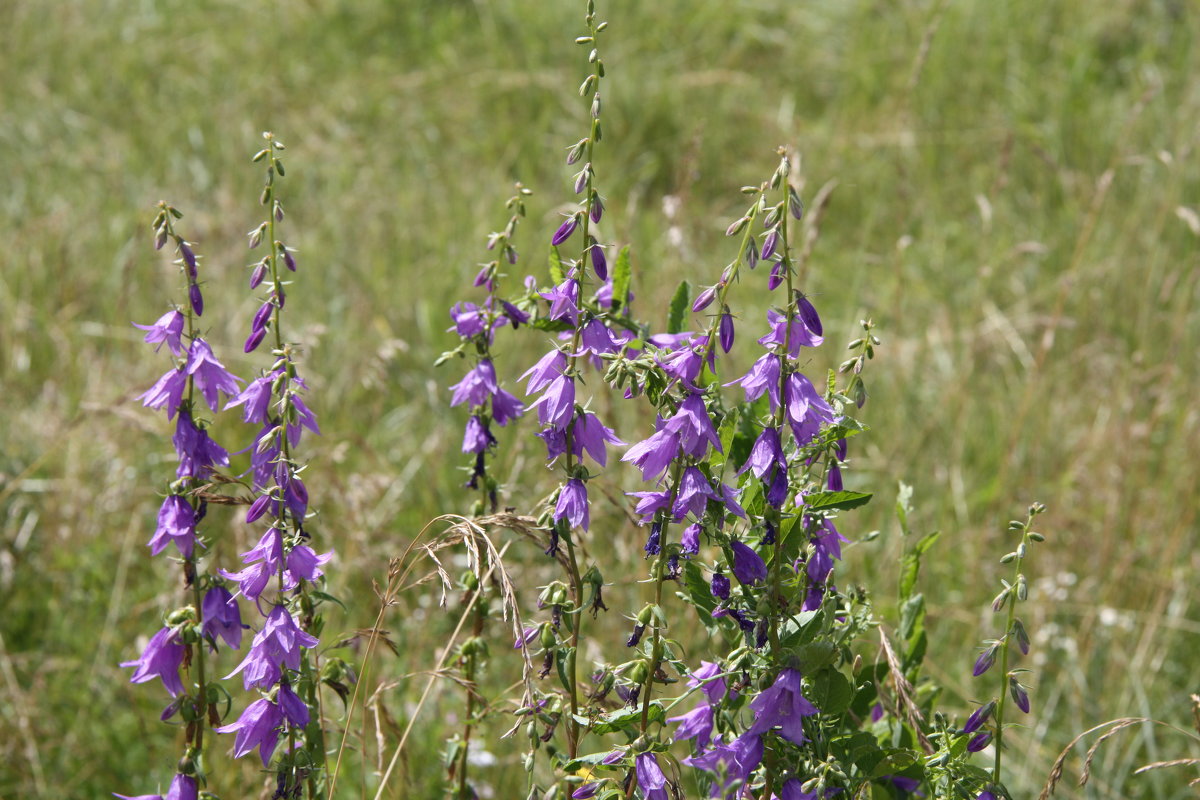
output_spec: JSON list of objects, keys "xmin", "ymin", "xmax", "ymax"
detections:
[
  {"xmin": 122, "ymin": 137, "xmax": 342, "ymax": 800},
  {"xmin": 430, "ymin": 3, "xmax": 1048, "ymax": 800},
  {"xmin": 121, "ymin": 3, "xmax": 1055, "ymax": 799},
  {"xmin": 121, "ymin": 206, "xmax": 243, "ymax": 799}
]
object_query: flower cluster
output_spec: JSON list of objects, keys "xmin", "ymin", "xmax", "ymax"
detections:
[
  {"xmin": 445, "ymin": 186, "xmax": 534, "ymax": 513},
  {"xmin": 119, "ymin": 207, "xmax": 246, "ymax": 798},
  {"xmin": 213, "ymin": 134, "xmax": 335, "ymax": 793}
]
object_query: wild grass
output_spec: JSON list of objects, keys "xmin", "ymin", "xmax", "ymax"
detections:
[{"xmin": 1, "ymin": 0, "xmax": 1199, "ymax": 797}]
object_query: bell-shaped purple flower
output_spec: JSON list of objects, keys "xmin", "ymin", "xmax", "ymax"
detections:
[
  {"xmin": 450, "ymin": 359, "xmax": 498, "ymax": 409},
  {"xmin": 139, "ymin": 368, "xmax": 188, "ymax": 419},
  {"xmin": 286, "ymin": 393, "xmax": 320, "ymax": 447},
  {"xmin": 147, "ymin": 495, "xmax": 197, "ymax": 558},
  {"xmin": 673, "ymin": 467, "xmax": 719, "ymax": 520},
  {"xmin": 530, "ymin": 374, "xmax": 575, "ymax": 429},
  {"xmin": 669, "ymin": 702, "xmax": 714, "ymax": 748},
  {"xmin": 635, "ymin": 752, "xmax": 668, "ymax": 800},
  {"xmin": 730, "ymin": 353, "xmax": 781, "ymax": 411},
  {"xmin": 462, "ymin": 415, "xmax": 496, "ymax": 454},
  {"xmin": 622, "ymin": 427, "xmax": 681, "ymax": 482},
  {"xmin": 521, "ymin": 349, "xmax": 568, "ymax": 395},
  {"xmin": 711, "ymin": 572, "xmax": 731, "ymax": 600},
  {"xmin": 285, "ymin": 544, "xmax": 333, "ymax": 590},
  {"xmin": 681, "ymin": 523, "xmax": 701, "ymax": 556},
  {"xmin": 738, "ymin": 426, "xmax": 786, "ymax": 480},
  {"xmin": 967, "ymin": 732, "xmax": 992, "ymax": 752},
  {"xmin": 120, "ymin": 627, "xmax": 185, "ymax": 697},
  {"xmin": 682, "ymin": 733, "xmax": 763, "ymax": 794},
  {"xmin": 202, "ymin": 585, "xmax": 245, "ymax": 650},
  {"xmin": 491, "ymin": 387, "xmax": 525, "ymax": 426},
  {"xmin": 541, "ymin": 276, "xmax": 580, "ymax": 326},
  {"xmin": 962, "ymin": 700, "xmax": 995, "ymax": 734},
  {"xmin": 758, "ymin": 308, "xmax": 822, "ymax": 356},
  {"xmin": 554, "ymin": 479, "xmax": 590, "ymax": 531},
  {"xmin": 215, "ymin": 697, "xmax": 283, "ymax": 766},
  {"xmin": 663, "ymin": 393, "xmax": 722, "ymax": 458},
  {"xmin": 730, "ymin": 540, "xmax": 768, "ymax": 585},
  {"xmin": 133, "ymin": 310, "xmax": 185, "ymax": 356},
  {"xmin": 746, "ymin": 668, "xmax": 818, "ymax": 744},
  {"xmin": 225, "ymin": 373, "xmax": 275, "ymax": 425},
  {"xmin": 185, "ymin": 338, "xmax": 241, "ymax": 412},
  {"xmin": 277, "ymin": 680, "xmax": 310, "ymax": 727},
  {"xmin": 573, "ymin": 412, "xmax": 623, "ymax": 466}
]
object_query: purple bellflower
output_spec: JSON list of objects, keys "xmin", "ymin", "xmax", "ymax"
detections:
[
  {"xmin": 730, "ymin": 540, "xmax": 768, "ymax": 585},
  {"xmin": 554, "ymin": 479, "xmax": 590, "ymax": 530},
  {"xmin": 635, "ymin": 752, "xmax": 669, "ymax": 800},
  {"xmin": 120, "ymin": 627, "xmax": 185, "ymax": 697},
  {"xmin": 185, "ymin": 339, "xmax": 242, "ymax": 412},
  {"xmin": 746, "ymin": 668, "xmax": 818, "ymax": 744},
  {"xmin": 133, "ymin": 310, "xmax": 185, "ymax": 356},
  {"xmin": 215, "ymin": 697, "xmax": 284, "ymax": 766},
  {"xmin": 147, "ymin": 495, "xmax": 197, "ymax": 558},
  {"xmin": 202, "ymin": 585, "xmax": 245, "ymax": 650}
]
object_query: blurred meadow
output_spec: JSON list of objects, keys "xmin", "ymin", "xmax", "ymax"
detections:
[{"xmin": 2, "ymin": 0, "xmax": 1199, "ymax": 797}]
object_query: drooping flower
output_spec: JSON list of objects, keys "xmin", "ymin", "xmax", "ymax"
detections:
[
  {"xmin": 120, "ymin": 627, "xmax": 185, "ymax": 697},
  {"xmin": 738, "ymin": 426, "xmax": 786, "ymax": 480},
  {"xmin": 622, "ymin": 427, "xmax": 681, "ymax": 482},
  {"xmin": 450, "ymin": 359, "xmax": 499, "ymax": 409},
  {"xmin": 680, "ymin": 523, "xmax": 701, "ymax": 555},
  {"xmin": 215, "ymin": 697, "xmax": 283, "ymax": 766},
  {"xmin": 227, "ymin": 605, "xmax": 319, "ymax": 691},
  {"xmin": 202, "ymin": 585, "xmax": 245, "ymax": 650},
  {"xmin": 185, "ymin": 338, "xmax": 242, "ymax": 412},
  {"xmin": 521, "ymin": 349, "xmax": 568, "ymax": 395},
  {"xmin": 554, "ymin": 479, "xmax": 590, "ymax": 531},
  {"xmin": 491, "ymin": 388, "xmax": 525, "ymax": 426},
  {"xmin": 682, "ymin": 733, "xmax": 764, "ymax": 795},
  {"xmin": 673, "ymin": 467, "xmax": 719, "ymax": 520},
  {"xmin": 635, "ymin": 752, "xmax": 669, "ymax": 800},
  {"xmin": 530, "ymin": 374, "xmax": 576, "ymax": 429},
  {"xmin": 663, "ymin": 393, "xmax": 722, "ymax": 458},
  {"xmin": 759, "ymin": 308, "xmax": 822, "ymax": 355},
  {"xmin": 730, "ymin": 353, "xmax": 781, "ymax": 410},
  {"xmin": 746, "ymin": 668, "xmax": 818, "ymax": 744},
  {"xmin": 172, "ymin": 412, "xmax": 229, "ymax": 479},
  {"xmin": 147, "ymin": 495, "xmax": 197, "ymax": 558},
  {"xmin": 462, "ymin": 415, "xmax": 497, "ymax": 453},
  {"xmin": 133, "ymin": 310, "xmax": 185, "ymax": 356},
  {"xmin": 669, "ymin": 703, "xmax": 714, "ymax": 748},
  {"xmin": 573, "ymin": 412, "xmax": 624, "ymax": 466},
  {"xmin": 730, "ymin": 540, "xmax": 767, "ymax": 585},
  {"xmin": 962, "ymin": 700, "xmax": 995, "ymax": 734},
  {"xmin": 139, "ymin": 368, "xmax": 188, "ymax": 419}
]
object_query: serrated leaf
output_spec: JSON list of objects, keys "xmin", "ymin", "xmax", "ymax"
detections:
[
  {"xmin": 549, "ymin": 245, "xmax": 566, "ymax": 284},
  {"xmin": 682, "ymin": 559, "xmax": 717, "ymax": 616},
  {"xmin": 667, "ymin": 280, "xmax": 691, "ymax": 334},
  {"xmin": 808, "ymin": 668, "xmax": 853, "ymax": 716},
  {"xmin": 804, "ymin": 490, "xmax": 872, "ymax": 512},
  {"xmin": 611, "ymin": 245, "xmax": 632, "ymax": 311}
]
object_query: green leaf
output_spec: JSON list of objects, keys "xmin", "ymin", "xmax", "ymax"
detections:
[
  {"xmin": 561, "ymin": 750, "xmax": 620, "ymax": 773},
  {"xmin": 804, "ymin": 490, "xmax": 872, "ymax": 512},
  {"xmin": 589, "ymin": 703, "xmax": 663, "ymax": 734},
  {"xmin": 899, "ymin": 593, "xmax": 925, "ymax": 642},
  {"xmin": 778, "ymin": 514, "xmax": 808, "ymax": 564},
  {"xmin": 898, "ymin": 532, "xmax": 939, "ymax": 600},
  {"xmin": 682, "ymin": 559, "xmax": 717, "ymax": 617},
  {"xmin": 895, "ymin": 481, "xmax": 913, "ymax": 536},
  {"xmin": 611, "ymin": 245, "xmax": 632, "ymax": 312},
  {"xmin": 808, "ymin": 668, "xmax": 853, "ymax": 716},
  {"xmin": 869, "ymin": 748, "xmax": 920, "ymax": 778},
  {"xmin": 529, "ymin": 317, "xmax": 574, "ymax": 333},
  {"xmin": 556, "ymin": 647, "xmax": 574, "ymax": 693},
  {"xmin": 780, "ymin": 608, "xmax": 823, "ymax": 648},
  {"xmin": 549, "ymin": 245, "xmax": 566, "ymax": 284},
  {"xmin": 309, "ymin": 589, "xmax": 346, "ymax": 610},
  {"xmin": 667, "ymin": 280, "xmax": 691, "ymax": 334},
  {"xmin": 795, "ymin": 641, "xmax": 837, "ymax": 673}
]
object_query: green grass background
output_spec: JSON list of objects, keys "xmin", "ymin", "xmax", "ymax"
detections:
[{"xmin": 2, "ymin": 0, "xmax": 1199, "ymax": 797}]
